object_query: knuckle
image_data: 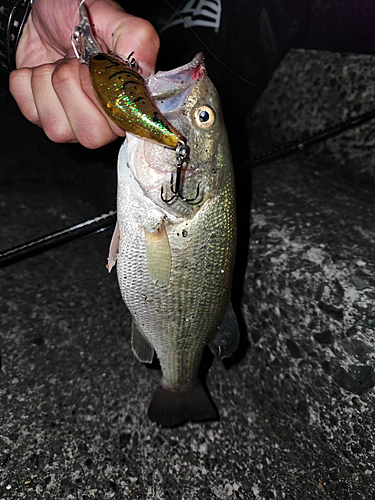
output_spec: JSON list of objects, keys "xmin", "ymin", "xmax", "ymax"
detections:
[
  {"xmin": 51, "ymin": 62, "xmax": 77, "ymax": 90},
  {"xmin": 45, "ymin": 122, "xmax": 75, "ymax": 144},
  {"xmin": 78, "ymin": 126, "xmax": 104, "ymax": 149},
  {"xmin": 9, "ymin": 69, "xmax": 40, "ymax": 124},
  {"xmin": 9, "ymin": 67, "xmax": 30, "ymax": 89},
  {"xmin": 26, "ymin": 114, "xmax": 41, "ymax": 126},
  {"xmin": 135, "ymin": 19, "xmax": 160, "ymax": 49},
  {"xmin": 9, "ymin": 68, "xmax": 30, "ymax": 100},
  {"xmin": 78, "ymin": 124, "xmax": 115, "ymax": 149},
  {"xmin": 118, "ymin": 17, "xmax": 160, "ymax": 50},
  {"xmin": 31, "ymin": 63, "xmax": 54, "ymax": 81}
]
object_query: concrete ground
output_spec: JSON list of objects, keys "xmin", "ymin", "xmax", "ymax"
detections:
[{"xmin": 1, "ymin": 49, "xmax": 375, "ymax": 499}]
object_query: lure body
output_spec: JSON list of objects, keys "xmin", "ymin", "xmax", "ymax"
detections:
[
  {"xmin": 71, "ymin": 1, "xmax": 183, "ymax": 149},
  {"xmin": 89, "ymin": 54, "xmax": 183, "ymax": 149}
]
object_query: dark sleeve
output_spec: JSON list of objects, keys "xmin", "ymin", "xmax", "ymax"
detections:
[{"xmin": 125, "ymin": 0, "xmax": 375, "ymax": 98}]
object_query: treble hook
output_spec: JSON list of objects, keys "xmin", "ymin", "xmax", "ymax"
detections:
[
  {"xmin": 125, "ymin": 51, "xmax": 139, "ymax": 71},
  {"xmin": 161, "ymin": 166, "xmax": 200, "ymax": 203},
  {"xmin": 161, "ymin": 140, "xmax": 200, "ymax": 204}
]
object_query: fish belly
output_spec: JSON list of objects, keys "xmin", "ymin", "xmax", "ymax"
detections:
[{"xmin": 116, "ymin": 163, "xmax": 236, "ymax": 392}]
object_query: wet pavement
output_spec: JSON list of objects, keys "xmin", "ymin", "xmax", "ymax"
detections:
[{"xmin": 1, "ymin": 49, "xmax": 375, "ymax": 499}]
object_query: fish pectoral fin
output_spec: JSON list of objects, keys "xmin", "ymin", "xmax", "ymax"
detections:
[
  {"xmin": 144, "ymin": 220, "xmax": 171, "ymax": 286},
  {"xmin": 208, "ymin": 301, "xmax": 240, "ymax": 359},
  {"xmin": 131, "ymin": 320, "xmax": 154, "ymax": 363},
  {"xmin": 106, "ymin": 220, "xmax": 119, "ymax": 273}
]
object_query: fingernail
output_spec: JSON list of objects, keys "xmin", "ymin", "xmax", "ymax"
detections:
[{"xmin": 138, "ymin": 62, "xmax": 154, "ymax": 78}]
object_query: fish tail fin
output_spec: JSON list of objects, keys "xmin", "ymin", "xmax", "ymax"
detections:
[{"xmin": 148, "ymin": 381, "xmax": 218, "ymax": 428}]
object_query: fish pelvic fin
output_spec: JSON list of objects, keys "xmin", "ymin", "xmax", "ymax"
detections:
[
  {"xmin": 106, "ymin": 220, "xmax": 119, "ymax": 273},
  {"xmin": 148, "ymin": 381, "xmax": 218, "ymax": 428}
]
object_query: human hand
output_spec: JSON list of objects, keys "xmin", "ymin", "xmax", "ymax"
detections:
[{"xmin": 9, "ymin": 0, "xmax": 160, "ymax": 148}]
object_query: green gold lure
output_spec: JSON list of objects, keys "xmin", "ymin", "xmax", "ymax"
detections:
[
  {"xmin": 89, "ymin": 53, "xmax": 183, "ymax": 149},
  {"xmin": 71, "ymin": 1, "xmax": 183, "ymax": 149}
]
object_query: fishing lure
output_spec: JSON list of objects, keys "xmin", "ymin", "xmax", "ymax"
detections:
[
  {"xmin": 71, "ymin": 1, "xmax": 202, "ymax": 203},
  {"xmin": 71, "ymin": 1, "xmax": 183, "ymax": 150}
]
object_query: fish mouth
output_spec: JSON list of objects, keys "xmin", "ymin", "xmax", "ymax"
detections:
[{"xmin": 147, "ymin": 53, "xmax": 206, "ymax": 113}]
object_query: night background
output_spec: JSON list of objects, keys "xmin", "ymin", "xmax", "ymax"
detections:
[{"xmin": 1, "ymin": 1, "xmax": 375, "ymax": 498}]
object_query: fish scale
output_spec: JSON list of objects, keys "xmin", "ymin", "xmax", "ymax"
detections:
[{"xmin": 117, "ymin": 142, "xmax": 235, "ymax": 385}]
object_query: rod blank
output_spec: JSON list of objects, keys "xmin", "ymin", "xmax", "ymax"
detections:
[{"xmin": 0, "ymin": 211, "xmax": 117, "ymax": 269}]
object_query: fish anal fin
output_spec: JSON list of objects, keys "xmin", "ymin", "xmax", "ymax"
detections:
[
  {"xmin": 148, "ymin": 381, "xmax": 218, "ymax": 428},
  {"xmin": 209, "ymin": 301, "xmax": 240, "ymax": 359},
  {"xmin": 107, "ymin": 220, "xmax": 119, "ymax": 273},
  {"xmin": 131, "ymin": 320, "xmax": 154, "ymax": 363},
  {"xmin": 144, "ymin": 220, "xmax": 171, "ymax": 286}
]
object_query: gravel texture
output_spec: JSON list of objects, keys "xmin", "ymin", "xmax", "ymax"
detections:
[
  {"xmin": 250, "ymin": 49, "xmax": 375, "ymax": 179},
  {"xmin": 1, "ymin": 48, "xmax": 375, "ymax": 499}
]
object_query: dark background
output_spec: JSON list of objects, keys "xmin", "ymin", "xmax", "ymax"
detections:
[{"xmin": 1, "ymin": 1, "xmax": 375, "ymax": 499}]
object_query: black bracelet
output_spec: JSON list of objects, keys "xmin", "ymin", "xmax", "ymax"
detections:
[{"xmin": 0, "ymin": 0, "xmax": 33, "ymax": 74}]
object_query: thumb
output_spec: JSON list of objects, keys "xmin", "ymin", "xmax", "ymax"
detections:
[{"xmin": 113, "ymin": 15, "xmax": 160, "ymax": 77}]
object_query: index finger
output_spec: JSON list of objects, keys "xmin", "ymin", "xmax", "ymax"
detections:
[
  {"xmin": 112, "ymin": 16, "xmax": 160, "ymax": 76},
  {"xmin": 89, "ymin": 3, "xmax": 160, "ymax": 76}
]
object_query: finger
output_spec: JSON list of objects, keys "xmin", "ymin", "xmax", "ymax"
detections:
[
  {"xmin": 78, "ymin": 60, "xmax": 127, "ymax": 139},
  {"xmin": 9, "ymin": 68, "xmax": 41, "ymax": 126},
  {"xmin": 89, "ymin": 2, "xmax": 160, "ymax": 76},
  {"xmin": 112, "ymin": 16, "xmax": 160, "ymax": 76},
  {"xmin": 31, "ymin": 63, "xmax": 75, "ymax": 143},
  {"xmin": 52, "ymin": 57, "xmax": 118, "ymax": 149}
]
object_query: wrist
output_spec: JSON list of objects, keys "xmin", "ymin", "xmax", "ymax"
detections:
[{"xmin": 0, "ymin": 0, "xmax": 33, "ymax": 86}]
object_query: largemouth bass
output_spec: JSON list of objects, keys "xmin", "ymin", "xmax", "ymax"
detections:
[{"xmin": 109, "ymin": 53, "xmax": 239, "ymax": 427}]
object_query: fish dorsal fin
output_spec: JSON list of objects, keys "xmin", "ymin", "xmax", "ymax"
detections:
[
  {"xmin": 144, "ymin": 220, "xmax": 171, "ymax": 286},
  {"xmin": 208, "ymin": 301, "xmax": 240, "ymax": 359},
  {"xmin": 107, "ymin": 220, "xmax": 120, "ymax": 273},
  {"xmin": 131, "ymin": 320, "xmax": 154, "ymax": 363}
]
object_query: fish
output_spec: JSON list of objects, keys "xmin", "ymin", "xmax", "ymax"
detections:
[
  {"xmin": 108, "ymin": 52, "xmax": 239, "ymax": 427},
  {"xmin": 71, "ymin": 0, "xmax": 239, "ymax": 427}
]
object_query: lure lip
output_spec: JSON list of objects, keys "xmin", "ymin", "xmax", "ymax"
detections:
[{"xmin": 71, "ymin": 1, "xmax": 102, "ymax": 64}]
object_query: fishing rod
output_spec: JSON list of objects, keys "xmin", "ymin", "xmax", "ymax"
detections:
[
  {"xmin": 248, "ymin": 107, "xmax": 375, "ymax": 167},
  {"xmin": 0, "ymin": 211, "xmax": 117, "ymax": 269},
  {"xmin": 1, "ymin": 2, "xmax": 374, "ymax": 269}
]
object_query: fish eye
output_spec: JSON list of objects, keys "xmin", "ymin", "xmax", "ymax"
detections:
[{"xmin": 193, "ymin": 105, "xmax": 215, "ymax": 129}]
